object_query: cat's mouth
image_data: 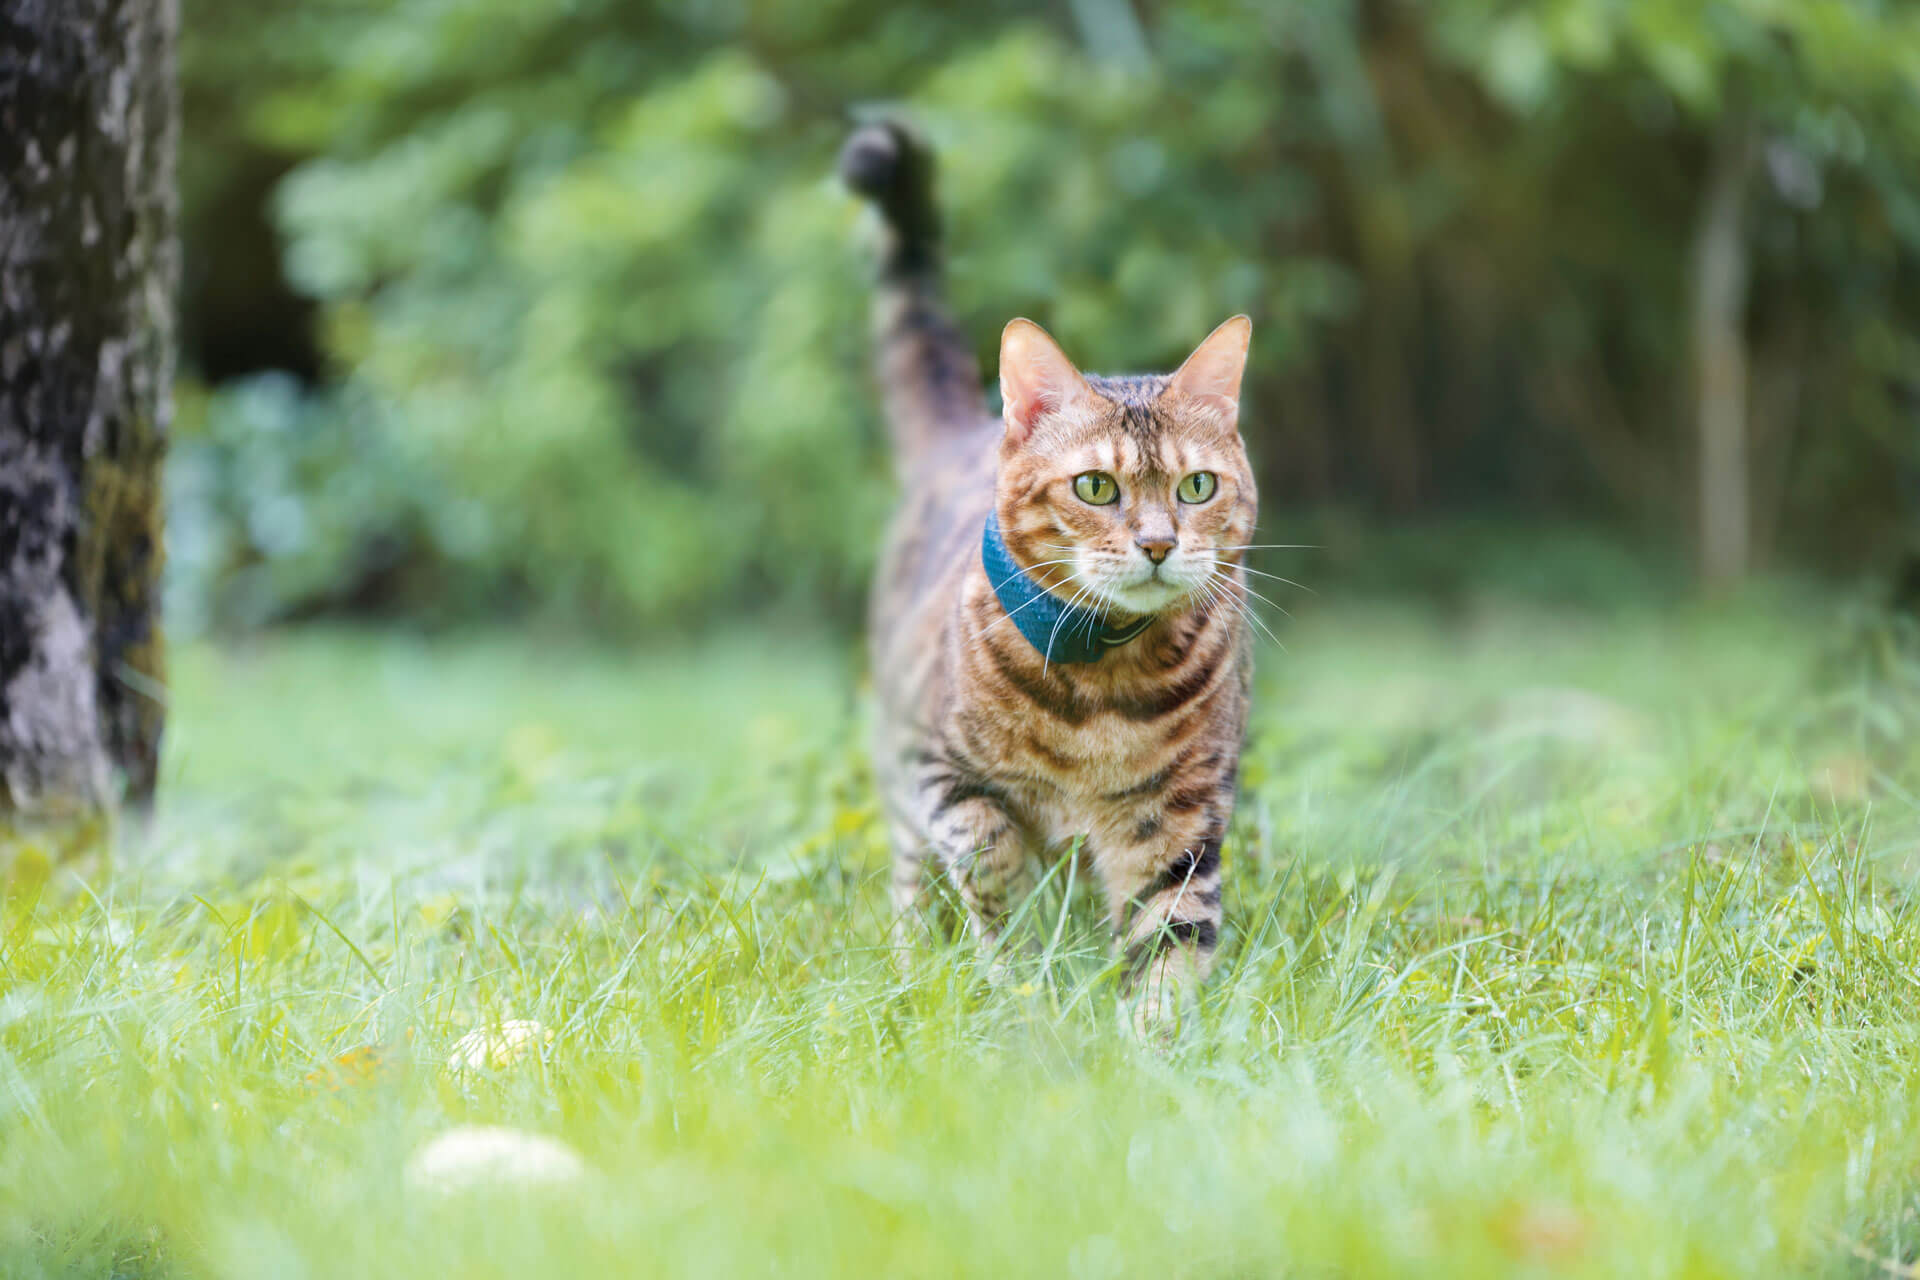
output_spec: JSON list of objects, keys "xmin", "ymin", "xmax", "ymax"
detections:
[
  {"xmin": 1064, "ymin": 549, "xmax": 1210, "ymax": 617},
  {"xmin": 1100, "ymin": 569, "xmax": 1192, "ymax": 616}
]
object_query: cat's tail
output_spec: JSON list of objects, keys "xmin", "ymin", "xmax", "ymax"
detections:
[{"xmin": 839, "ymin": 121, "xmax": 988, "ymax": 465}]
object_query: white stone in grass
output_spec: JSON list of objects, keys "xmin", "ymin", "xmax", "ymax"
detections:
[
  {"xmin": 446, "ymin": 1018, "xmax": 552, "ymax": 1073},
  {"xmin": 405, "ymin": 1125, "xmax": 587, "ymax": 1196}
]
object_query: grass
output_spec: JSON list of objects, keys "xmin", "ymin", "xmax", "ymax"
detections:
[{"xmin": 4, "ymin": 590, "xmax": 1920, "ymax": 1277}]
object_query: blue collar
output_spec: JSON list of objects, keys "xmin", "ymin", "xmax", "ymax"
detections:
[{"xmin": 981, "ymin": 512, "xmax": 1153, "ymax": 664}]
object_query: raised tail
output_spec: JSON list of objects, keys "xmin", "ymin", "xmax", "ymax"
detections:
[{"xmin": 839, "ymin": 121, "xmax": 988, "ymax": 465}]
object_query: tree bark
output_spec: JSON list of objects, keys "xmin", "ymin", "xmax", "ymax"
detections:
[
  {"xmin": 1691, "ymin": 118, "xmax": 1754, "ymax": 589},
  {"xmin": 0, "ymin": 0, "xmax": 177, "ymax": 822}
]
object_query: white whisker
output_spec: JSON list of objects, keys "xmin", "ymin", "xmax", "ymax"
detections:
[
  {"xmin": 1203, "ymin": 567, "xmax": 1286, "ymax": 651},
  {"xmin": 1210, "ymin": 561, "xmax": 1315, "ymax": 594},
  {"xmin": 1040, "ymin": 576, "xmax": 1105, "ymax": 679},
  {"xmin": 1224, "ymin": 575, "xmax": 1293, "ymax": 621},
  {"xmin": 986, "ymin": 557, "xmax": 1080, "ymax": 596},
  {"xmin": 975, "ymin": 569, "xmax": 1087, "ymax": 641}
]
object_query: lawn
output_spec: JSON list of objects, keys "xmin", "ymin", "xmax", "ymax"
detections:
[{"xmin": 3, "ymin": 590, "xmax": 1918, "ymax": 1278}]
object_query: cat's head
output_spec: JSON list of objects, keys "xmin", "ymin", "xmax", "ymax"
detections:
[{"xmin": 993, "ymin": 317, "xmax": 1256, "ymax": 619}]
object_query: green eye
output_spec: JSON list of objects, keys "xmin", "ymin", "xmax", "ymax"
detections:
[
  {"xmin": 1073, "ymin": 472, "xmax": 1119, "ymax": 505},
  {"xmin": 1178, "ymin": 472, "xmax": 1218, "ymax": 504}
]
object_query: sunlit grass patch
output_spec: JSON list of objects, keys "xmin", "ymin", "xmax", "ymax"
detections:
[{"xmin": 2, "ymin": 599, "xmax": 1918, "ymax": 1277}]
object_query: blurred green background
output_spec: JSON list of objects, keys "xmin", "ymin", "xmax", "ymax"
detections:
[
  {"xmin": 19, "ymin": 12, "xmax": 1920, "ymax": 1273},
  {"xmin": 169, "ymin": 0, "xmax": 1920, "ymax": 638}
]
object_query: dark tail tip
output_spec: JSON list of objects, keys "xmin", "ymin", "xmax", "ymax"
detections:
[{"xmin": 839, "ymin": 120, "xmax": 939, "ymax": 259}]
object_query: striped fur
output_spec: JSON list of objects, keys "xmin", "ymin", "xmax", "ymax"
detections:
[{"xmin": 842, "ymin": 123, "xmax": 1256, "ymax": 1030}]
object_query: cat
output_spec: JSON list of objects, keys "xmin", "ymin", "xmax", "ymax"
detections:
[{"xmin": 840, "ymin": 121, "xmax": 1257, "ymax": 1033}]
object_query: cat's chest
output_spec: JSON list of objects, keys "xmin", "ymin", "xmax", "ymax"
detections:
[
  {"xmin": 925, "ymin": 577, "xmax": 1249, "ymax": 828},
  {"xmin": 972, "ymin": 703, "xmax": 1166, "ymax": 790},
  {"xmin": 987, "ymin": 733, "xmax": 1179, "ymax": 854},
  {"xmin": 954, "ymin": 662, "xmax": 1234, "ymax": 806}
]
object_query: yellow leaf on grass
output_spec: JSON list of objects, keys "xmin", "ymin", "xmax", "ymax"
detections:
[{"xmin": 305, "ymin": 1043, "xmax": 401, "ymax": 1092}]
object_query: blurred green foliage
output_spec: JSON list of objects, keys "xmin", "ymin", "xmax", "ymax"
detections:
[{"xmin": 171, "ymin": 0, "xmax": 1920, "ymax": 634}]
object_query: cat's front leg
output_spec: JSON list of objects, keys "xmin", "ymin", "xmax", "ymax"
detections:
[
  {"xmin": 919, "ymin": 775, "xmax": 1028, "ymax": 961},
  {"xmin": 1099, "ymin": 804, "xmax": 1228, "ymax": 1038}
]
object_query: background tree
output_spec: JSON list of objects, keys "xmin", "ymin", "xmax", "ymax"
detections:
[{"xmin": 0, "ymin": 0, "xmax": 177, "ymax": 822}]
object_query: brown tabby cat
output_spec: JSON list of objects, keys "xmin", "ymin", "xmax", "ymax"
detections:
[{"xmin": 841, "ymin": 122, "xmax": 1257, "ymax": 1031}]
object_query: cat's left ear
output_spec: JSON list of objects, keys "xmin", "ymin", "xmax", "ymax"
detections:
[
  {"xmin": 1167, "ymin": 315, "xmax": 1252, "ymax": 427},
  {"xmin": 1000, "ymin": 318, "xmax": 1093, "ymax": 443}
]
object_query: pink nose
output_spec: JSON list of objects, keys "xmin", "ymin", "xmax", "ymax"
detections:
[{"xmin": 1135, "ymin": 535, "xmax": 1175, "ymax": 564}]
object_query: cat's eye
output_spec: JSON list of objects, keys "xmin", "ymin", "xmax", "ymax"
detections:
[
  {"xmin": 1073, "ymin": 472, "xmax": 1119, "ymax": 505},
  {"xmin": 1178, "ymin": 472, "xmax": 1218, "ymax": 504}
]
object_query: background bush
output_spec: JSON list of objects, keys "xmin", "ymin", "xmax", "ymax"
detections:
[{"xmin": 170, "ymin": 0, "xmax": 1920, "ymax": 635}]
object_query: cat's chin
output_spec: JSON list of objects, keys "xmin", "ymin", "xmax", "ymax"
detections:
[{"xmin": 1101, "ymin": 580, "xmax": 1190, "ymax": 617}]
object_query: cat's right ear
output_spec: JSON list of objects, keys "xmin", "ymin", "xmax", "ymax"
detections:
[{"xmin": 999, "ymin": 319, "xmax": 1090, "ymax": 443}]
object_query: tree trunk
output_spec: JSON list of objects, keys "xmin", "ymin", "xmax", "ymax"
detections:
[
  {"xmin": 1691, "ymin": 118, "xmax": 1754, "ymax": 589},
  {"xmin": 0, "ymin": 0, "xmax": 177, "ymax": 823}
]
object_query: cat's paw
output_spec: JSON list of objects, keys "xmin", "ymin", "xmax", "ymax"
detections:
[{"xmin": 1120, "ymin": 991, "xmax": 1186, "ymax": 1051}]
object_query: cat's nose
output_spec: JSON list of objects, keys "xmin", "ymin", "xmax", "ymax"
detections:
[{"xmin": 1135, "ymin": 534, "xmax": 1175, "ymax": 564}]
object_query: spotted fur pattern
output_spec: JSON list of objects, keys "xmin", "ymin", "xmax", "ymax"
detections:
[{"xmin": 841, "ymin": 123, "xmax": 1256, "ymax": 1026}]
